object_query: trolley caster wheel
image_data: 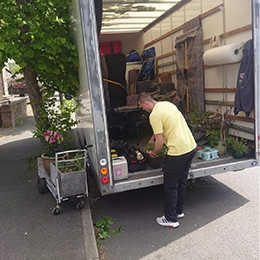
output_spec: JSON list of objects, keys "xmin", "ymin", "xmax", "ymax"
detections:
[
  {"xmin": 52, "ymin": 206, "xmax": 61, "ymax": 215},
  {"xmin": 77, "ymin": 200, "xmax": 85, "ymax": 210},
  {"xmin": 38, "ymin": 178, "xmax": 48, "ymax": 194}
]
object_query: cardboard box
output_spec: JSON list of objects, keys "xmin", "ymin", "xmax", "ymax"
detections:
[{"xmin": 112, "ymin": 156, "xmax": 128, "ymax": 181}]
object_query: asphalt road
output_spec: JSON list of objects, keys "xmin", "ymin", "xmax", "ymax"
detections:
[
  {"xmin": 0, "ymin": 115, "xmax": 98, "ymax": 260},
  {"xmin": 91, "ymin": 166, "xmax": 259, "ymax": 260}
]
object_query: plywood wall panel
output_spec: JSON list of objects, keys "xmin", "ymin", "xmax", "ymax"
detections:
[
  {"xmin": 160, "ymin": 16, "xmax": 172, "ymax": 35},
  {"xmin": 204, "ymin": 67, "xmax": 223, "ymax": 88},
  {"xmin": 201, "ymin": 0, "xmax": 223, "ymax": 13},
  {"xmin": 184, "ymin": 0, "xmax": 202, "ymax": 22},
  {"xmin": 161, "ymin": 37, "xmax": 173, "ymax": 53},
  {"xmin": 171, "ymin": 8, "xmax": 185, "ymax": 29},
  {"xmin": 224, "ymin": 0, "xmax": 251, "ymax": 32},
  {"xmin": 202, "ymin": 12, "xmax": 224, "ymax": 43}
]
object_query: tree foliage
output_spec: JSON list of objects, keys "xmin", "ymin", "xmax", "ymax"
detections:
[{"xmin": 0, "ymin": 0, "xmax": 79, "ymax": 96}]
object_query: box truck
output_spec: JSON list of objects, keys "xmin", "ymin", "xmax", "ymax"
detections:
[{"xmin": 71, "ymin": 0, "xmax": 259, "ymax": 196}]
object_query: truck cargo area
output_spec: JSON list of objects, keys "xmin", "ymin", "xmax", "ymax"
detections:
[{"xmin": 72, "ymin": 0, "xmax": 260, "ymax": 195}]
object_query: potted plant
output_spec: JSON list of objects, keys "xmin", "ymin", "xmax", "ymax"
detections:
[
  {"xmin": 143, "ymin": 143, "xmax": 167, "ymax": 168},
  {"xmin": 33, "ymin": 96, "xmax": 79, "ymax": 175},
  {"xmin": 243, "ymin": 142, "xmax": 255, "ymax": 158},
  {"xmin": 50, "ymin": 150, "xmax": 87, "ymax": 197},
  {"xmin": 226, "ymin": 136, "xmax": 248, "ymax": 159},
  {"xmin": 187, "ymin": 107, "xmax": 232, "ymax": 156}
]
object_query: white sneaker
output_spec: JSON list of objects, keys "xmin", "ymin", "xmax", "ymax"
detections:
[
  {"xmin": 156, "ymin": 216, "xmax": 179, "ymax": 228},
  {"xmin": 177, "ymin": 213, "xmax": 185, "ymax": 219}
]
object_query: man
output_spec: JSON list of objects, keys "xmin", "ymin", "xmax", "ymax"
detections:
[{"xmin": 137, "ymin": 93, "xmax": 197, "ymax": 228}]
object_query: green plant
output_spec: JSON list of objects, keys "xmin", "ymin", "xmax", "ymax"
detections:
[
  {"xmin": 143, "ymin": 143, "xmax": 167, "ymax": 156},
  {"xmin": 33, "ymin": 97, "xmax": 79, "ymax": 156},
  {"xmin": 74, "ymin": 153, "xmax": 84, "ymax": 170},
  {"xmin": 57, "ymin": 153, "xmax": 84, "ymax": 173},
  {"xmin": 113, "ymin": 225, "xmax": 123, "ymax": 235},
  {"xmin": 226, "ymin": 136, "xmax": 248, "ymax": 153},
  {"xmin": 26, "ymin": 154, "xmax": 41, "ymax": 172},
  {"xmin": 206, "ymin": 130, "xmax": 220, "ymax": 147},
  {"xmin": 187, "ymin": 107, "xmax": 232, "ymax": 148},
  {"xmin": 0, "ymin": 1, "xmax": 79, "ymax": 137},
  {"xmin": 94, "ymin": 216, "xmax": 123, "ymax": 246},
  {"xmin": 186, "ymin": 107, "xmax": 223, "ymax": 131}
]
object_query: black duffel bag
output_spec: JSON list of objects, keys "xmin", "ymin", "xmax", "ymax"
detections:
[{"xmin": 110, "ymin": 140, "xmax": 146, "ymax": 172}]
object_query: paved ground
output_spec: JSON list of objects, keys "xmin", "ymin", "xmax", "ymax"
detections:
[
  {"xmin": 1, "ymin": 106, "xmax": 259, "ymax": 260},
  {"xmin": 0, "ymin": 113, "xmax": 99, "ymax": 260},
  {"xmin": 91, "ymin": 165, "xmax": 259, "ymax": 260}
]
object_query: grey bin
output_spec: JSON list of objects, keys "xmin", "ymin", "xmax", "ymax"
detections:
[{"xmin": 50, "ymin": 162, "xmax": 86, "ymax": 197}]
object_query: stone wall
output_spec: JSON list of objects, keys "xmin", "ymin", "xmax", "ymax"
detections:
[
  {"xmin": 0, "ymin": 73, "xmax": 4, "ymax": 102},
  {"xmin": 0, "ymin": 97, "xmax": 28, "ymax": 127}
]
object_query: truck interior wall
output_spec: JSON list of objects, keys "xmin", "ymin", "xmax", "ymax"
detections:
[
  {"xmin": 99, "ymin": 0, "xmax": 254, "ymax": 141},
  {"xmin": 99, "ymin": 33, "xmax": 144, "ymax": 55},
  {"xmin": 140, "ymin": 0, "xmax": 254, "ymax": 141}
]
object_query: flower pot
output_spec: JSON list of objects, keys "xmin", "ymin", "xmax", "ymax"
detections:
[
  {"xmin": 41, "ymin": 153, "xmax": 55, "ymax": 175},
  {"xmin": 243, "ymin": 147, "xmax": 255, "ymax": 158},
  {"xmin": 147, "ymin": 154, "xmax": 165, "ymax": 169},
  {"xmin": 19, "ymin": 88, "xmax": 25, "ymax": 97},
  {"xmin": 231, "ymin": 149, "xmax": 243, "ymax": 159},
  {"xmin": 216, "ymin": 141, "xmax": 227, "ymax": 156}
]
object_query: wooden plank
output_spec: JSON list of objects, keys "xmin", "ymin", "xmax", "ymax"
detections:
[
  {"xmin": 222, "ymin": 24, "xmax": 252, "ymax": 38},
  {"xmin": 225, "ymin": 115, "xmax": 254, "ymax": 123},
  {"xmin": 144, "ymin": 4, "xmax": 225, "ymax": 49},
  {"xmin": 156, "ymin": 61, "xmax": 177, "ymax": 69},
  {"xmin": 144, "ymin": 25, "xmax": 183, "ymax": 48},
  {"xmin": 205, "ymin": 100, "xmax": 234, "ymax": 106},
  {"xmin": 229, "ymin": 124, "xmax": 254, "ymax": 134},
  {"xmin": 205, "ymin": 88, "xmax": 236, "ymax": 93},
  {"xmin": 157, "ymin": 70, "xmax": 177, "ymax": 77},
  {"xmin": 156, "ymin": 50, "xmax": 176, "ymax": 60},
  {"xmin": 203, "ymin": 37, "xmax": 216, "ymax": 45},
  {"xmin": 184, "ymin": 41, "xmax": 189, "ymax": 69},
  {"xmin": 203, "ymin": 24, "xmax": 252, "ymax": 45},
  {"xmin": 200, "ymin": 4, "xmax": 223, "ymax": 19}
]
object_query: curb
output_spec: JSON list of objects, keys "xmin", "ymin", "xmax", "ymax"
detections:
[{"xmin": 82, "ymin": 198, "xmax": 100, "ymax": 260}]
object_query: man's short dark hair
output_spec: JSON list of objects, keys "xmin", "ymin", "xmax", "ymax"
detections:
[{"xmin": 137, "ymin": 92, "xmax": 154, "ymax": 104}]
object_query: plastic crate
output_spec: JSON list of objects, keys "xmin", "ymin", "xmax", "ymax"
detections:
[
  {"xmin": 201, "ymin": 148, "xmax": 219, "ymax": 161},
  {"xmin": 197, "ymin": 146, "xmax": 210, "ymax": 159},
  {"xmin": 197, "ymin": 149, "xmax": 204, "ymax": 159}
]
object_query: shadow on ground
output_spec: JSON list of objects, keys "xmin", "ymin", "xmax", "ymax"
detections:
[
  {"xmin": 91, "ymin": 176, "xmax": 249, "ymax": 260},
  {"xmin": 0, "ymin": 118, "xmax": 87, "ymax": 260}
]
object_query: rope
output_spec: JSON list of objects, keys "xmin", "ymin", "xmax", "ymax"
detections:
[{"xmin": 103, "ymin": 78, "xmax": 127, "ymax": 91}]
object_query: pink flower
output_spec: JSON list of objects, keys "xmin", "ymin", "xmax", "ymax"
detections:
[
  {"xmin": 43, "ymin": 130, "xmax": 52, "ymax": 137},
  {"xmin": 48, "ymin": 135, "xmax": 56, "ymax": 144},
  {"xmin": 53, "ymin": 132, "xmax": 62, "ymax": 141},
  {"xmin": 43, "ymin": 131, "xmax": 62, "ymax": 144}
]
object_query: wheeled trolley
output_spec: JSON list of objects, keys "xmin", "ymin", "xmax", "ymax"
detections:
[{"xmin": 37, "ymin": 149, "xmax": 88, "ymax": 215}]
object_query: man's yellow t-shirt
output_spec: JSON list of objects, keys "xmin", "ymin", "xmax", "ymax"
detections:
[{"xmin": 150, "ymin": 101, "xmax": 197, "ymax": 156}]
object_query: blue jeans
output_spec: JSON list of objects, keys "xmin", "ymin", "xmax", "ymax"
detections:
[{"xmin": 163, "ymin": 149, "xmax": 196, "ymax": 222}]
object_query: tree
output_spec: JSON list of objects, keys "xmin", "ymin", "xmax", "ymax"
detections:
[{"xmin": 0, "ymin": 0, "xmax": 79, "ymax": 124}]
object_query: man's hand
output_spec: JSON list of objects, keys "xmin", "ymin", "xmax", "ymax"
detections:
[
  {"xmin": 148, "ymin": 134, "xmax": 155, "ymax": 144},
  {"xmin": 148, "ymin": 151, "xmax": 158, "ymax": 158}
]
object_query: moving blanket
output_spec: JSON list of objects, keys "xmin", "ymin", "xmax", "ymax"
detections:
[{"xmin": 175, "ymin": 16, "xmax": 204, "ymax": 114}]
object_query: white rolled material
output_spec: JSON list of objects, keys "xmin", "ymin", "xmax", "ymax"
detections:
[{"xmin": 203, "ymin": 42, "xmax": 244, "ymax": 65}]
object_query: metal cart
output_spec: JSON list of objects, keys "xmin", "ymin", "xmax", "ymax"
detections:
[{"xmin": 37, "ymin": 149, "xmax": 88, "ymax": 215}]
